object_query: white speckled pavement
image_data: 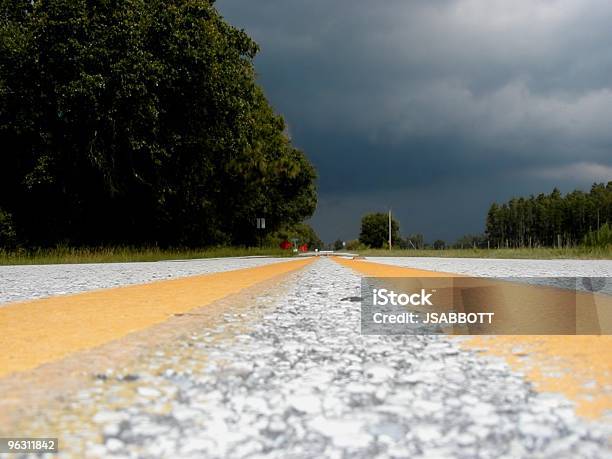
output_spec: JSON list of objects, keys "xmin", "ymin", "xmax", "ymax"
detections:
[
  {"xmin": 0, "ymin": 257, "xmax": 289, "ymax": 305},
  {"xmin": 364, "ymin": 257, "xmax": 612, "ymax": 278},
  {"xmin": 364, "ymin": 257, "xmax": 612, "ymax": 295},
  {"xmin": 14, "ymin": 258, "xmax": 611, "ymax": 458}
]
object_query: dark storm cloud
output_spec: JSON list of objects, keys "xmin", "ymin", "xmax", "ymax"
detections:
[{"xmin": 217, "ymin": 0, "xmax": 612, "ymax": 242}]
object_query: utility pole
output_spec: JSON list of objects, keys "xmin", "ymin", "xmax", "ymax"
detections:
[{"xmin": 388, "ymin": 209, "xmax": 392, "ymax": 250}]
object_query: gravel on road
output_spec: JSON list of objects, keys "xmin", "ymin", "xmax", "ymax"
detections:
[
  {"xmin": 13, "ymin": 258, "xmax": 611, "ymax": 458},
  {"xmin": 0, "ymin": 257, "xmax": 288, "ymax": 305},
  {"xmin": 364, "ymin": 257, "xmax": 612, "ymax": 278},
  {"xmin": 364, "ymin": 256, "xmax": 612, "ymax": 295}
]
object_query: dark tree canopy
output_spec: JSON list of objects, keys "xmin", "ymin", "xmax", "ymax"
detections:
[
  {"xmin": 432, "ymin": 239, "xmax": 445, "ymax": 250},
  {"xmin": 485, "ymin": 183, "xmax": 612, "ymax": 248},
  {"xmin": 359, "ymin": 212, "xmax": 399, "ymax": 248},
  {"xmin": 453, "ymin": 233, "xmax": 487, "ymax": 249},
  {"xmin": 0, "ymin": 0, "xmax": 317, "ymax": 247}
]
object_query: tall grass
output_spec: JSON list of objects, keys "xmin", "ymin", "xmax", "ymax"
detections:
[
  {"xmin": 2, "ymin": 243, "xmax": 610, "ymax": 265},
  {"xmin": 359, "ymin": 246, "xmax": 612, "ymax": 259},
  {"xmin": 0, "ymin": 246, "xmax": 292, "ymax": 265}
]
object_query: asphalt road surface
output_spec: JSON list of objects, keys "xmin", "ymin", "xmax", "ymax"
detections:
[{"xmin": 1, "ymin": 257, "xmax": 611, "ymax": 458}]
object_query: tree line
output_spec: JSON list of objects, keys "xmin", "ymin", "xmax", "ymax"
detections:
[
  {"xmin": 345, "ymin": 183, "xmax": 612, "ymax": 252},
  {"xmin": 0, "ymin": 0, "xmax": 316, "ymax": 248},
  {"xmin": 351, "ymin": 213, "xmax": 440, "ymax": 250},
  {"xmin": 486, "ymin": 182, "xmax": 612, "ymax": 248}
]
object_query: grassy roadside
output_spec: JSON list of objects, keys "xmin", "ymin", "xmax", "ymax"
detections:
[
  {"xmin": 2, "ymin": 245, "xmax": 611, "ymax": 265},
  {"xmin": 0, "ymin": 246, "xmax": 293, "ymax": 265},
  {"xmin": 359, "ymin": 246, "xmax": 612, "ymax": 259}
]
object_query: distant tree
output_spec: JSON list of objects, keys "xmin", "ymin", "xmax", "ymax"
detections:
[
  {"xmin": 485, "ymin": 183, "xmax": 612, "ymax": 248},
  {"xmin": 454, "ymin": 234, "xmax": 486, "ymax": 249},
  {"xmin": 269, "ymin": 223, "xmax": 322, "ymax": 249},
  {"xmin": 485, "ymin": 203, "xmax": 501, "ymax": 247},
  {"xmin": 346, "ymin": 239, "xmax": 366, "ymax": 251},
  {"xmin": 399, "ymin": 233, "xmax": 424, "ymax": 249},
  {"xmin": 294, "ymin": 223, "xmax": 323, "ymax": 249},
  {"xmin": 333, "ymin": 239, "xmax": 344, "ymax": 251},
  {"xmin": 433, "ymin": 239, "xmax": 446, "ymax": 250},
  {"xmin": 359, "ymin": 212, "xmax": 399, "ymax": 248},
  {"xmin": 583, "ymin": 223, "xmax": 612, "ymax": 247}
]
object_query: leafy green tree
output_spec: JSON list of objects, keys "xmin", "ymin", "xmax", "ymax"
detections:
[
  {"xmin": 0, "ymin": 0, "xmax": 316, "ymax": 247},
  {"xmin": 433, "ymin": 239, "xmax": 446, "ymax": 250},
  {"xmin": 333, "ymin": 239, "xmax": 344, "ymax": 251},
  {"xmin": 359, "ymin": 212, "xmax": 399, "ymax": 248}
]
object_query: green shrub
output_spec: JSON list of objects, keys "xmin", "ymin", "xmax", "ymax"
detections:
[
  {"xmin": 346, "ymin": 239, "xmax": 368, "ymax": 251},
  {"xmin": 583, "ymin": 223, "xmax": 612, "ymax": 247},
  {"xmin": 265, "ymin": 223, "xmax": 323, "ymax": 249}
]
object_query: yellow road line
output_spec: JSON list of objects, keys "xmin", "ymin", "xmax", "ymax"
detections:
[
  {"xmin": 333, "ymin": 256, "xmax": 612, "ymax": 420},
  {"xmin": 0, "ymin": 258, "xmax": 313, "ymax": 378},
  {"xmin": 333, "ymin": 256, "xmax": 460, "ymax": 277}
]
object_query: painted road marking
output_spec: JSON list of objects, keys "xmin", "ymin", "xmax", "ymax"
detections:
[
  {"xmin": 333, "ymin": 256, "xmax": 612, "ymax": 419},
  {"xmin": 333, "ymin": 256, "xmax": 461, "ymax": 278},
  {"xmin": 0, "ymin": 258, "xmax": 314, "ymax": 378}
]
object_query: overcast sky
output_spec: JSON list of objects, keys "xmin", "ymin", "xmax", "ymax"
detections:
[{"xmin": 217, "ymin": 0, "xmax": 612, "ymax": 243}]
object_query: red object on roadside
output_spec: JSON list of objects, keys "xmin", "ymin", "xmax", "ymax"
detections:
[
  {"xmin": 280, "ymin": 240, "xmax": 292, "ymax": 250},
  {"xmin": 298, "ymin": 244, "xmax": 308, "ymax": 252}
]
